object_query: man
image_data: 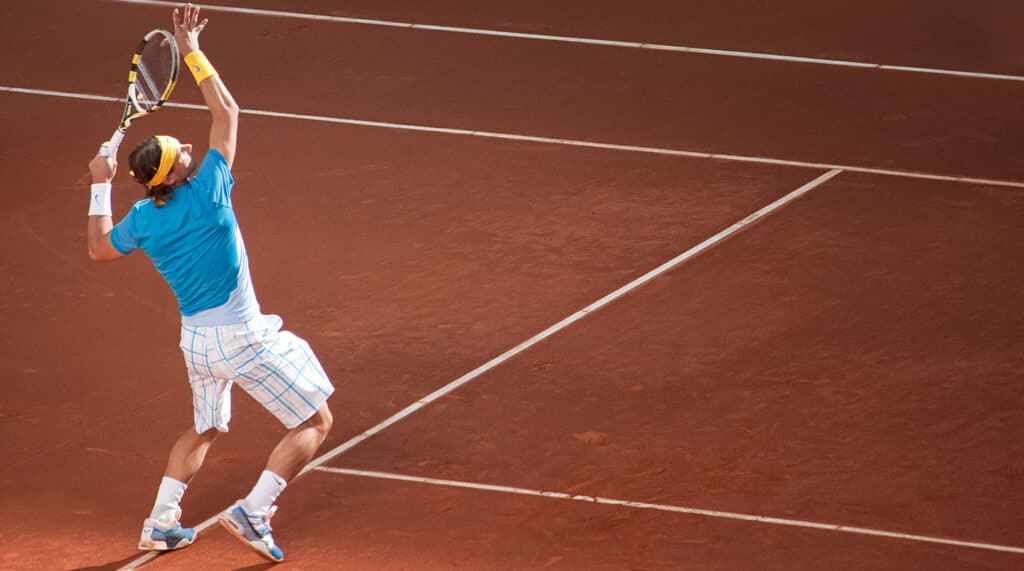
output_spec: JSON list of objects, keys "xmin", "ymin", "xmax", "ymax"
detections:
[{"xmin": 86, "ymin": 4, "xmax": 334, "ymax": 563}]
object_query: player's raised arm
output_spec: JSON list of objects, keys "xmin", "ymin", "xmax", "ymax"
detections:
[{"xmin": 174, "ymin": 3, "xmax": 239, "ymax": 168}]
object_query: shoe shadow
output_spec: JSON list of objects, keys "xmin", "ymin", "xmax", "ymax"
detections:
[
  {"xmin": 69, "ymin": 552, "xmax": 151, "ymax": 571},
  {"xmin": 233, "ymin": 564, "xmax": 278, "ymax": 571}
]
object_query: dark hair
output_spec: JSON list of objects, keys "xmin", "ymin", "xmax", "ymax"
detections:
[{"xmin": 128, "ymin": 136, "xmax": 175, "ymax": 207}]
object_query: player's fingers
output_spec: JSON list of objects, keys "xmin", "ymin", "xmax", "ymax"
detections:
[
  {"xmin": 196, "ymin": 18, "xmax": 208, "ymax": 34},
  {"xmin": 172, "ymin": 8, "xmax": 180, "ymax": 30}
]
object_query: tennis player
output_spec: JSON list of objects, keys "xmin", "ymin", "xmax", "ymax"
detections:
[{"xmin": 86, "ymin": 4, "xmax": 333, "ymax": 563}]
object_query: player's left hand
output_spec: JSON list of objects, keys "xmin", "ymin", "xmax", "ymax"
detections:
[
  {"xmin": 173, "ymin": 3, "xmax": 208, "ymax": 56},
  {"xmin": 89, "ymin": 147, "xmax": 117, "ymax": 183}
]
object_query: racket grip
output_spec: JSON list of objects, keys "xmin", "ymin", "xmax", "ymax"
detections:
[{"xmin": 101, "ymin": 130, "xmax": 126, "ymax": 157}]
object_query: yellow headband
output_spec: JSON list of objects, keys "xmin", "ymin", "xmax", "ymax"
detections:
[{"xmin": 146, "ymin": 135, "xmax": 180, "ymax": 188}]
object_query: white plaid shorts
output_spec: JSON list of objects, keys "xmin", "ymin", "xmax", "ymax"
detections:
[{"xmin": 179, "ymin": 314, "xmax": 334, "ymax": 432}]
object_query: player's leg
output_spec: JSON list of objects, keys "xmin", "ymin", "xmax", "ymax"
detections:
[
  {"xmin": 219, "ymin": 403, "xmax": 332, "ymax": 562},
  {"xmin": 138, "ymin": 427, "xmax": 218, "ymax": 551},
  {"xmin": 265, "ymin": 402, "xmax": 333, "ymax": 481},
  {"xmin": 219, "ymin": 403, "xmax": 333, "ymax": 563},
  {"xmin": 165, "ymin": 425, "xmax": 220, "ymax": 483},
  {"xmin": 218, "ymin": 315, "xmax": 335, "ymax": 562},
  {"xmin": 141, "ymin": 322, "xmax": 233, "ymax": 552}
]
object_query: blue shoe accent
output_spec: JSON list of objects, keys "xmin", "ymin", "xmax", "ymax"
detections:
[
  {"xmin": 139, "ymin": 518, "xmax": 196, "ymax": 551},
  {"xmin": 219, "ymin": 501, "xmax": 285, "ymax": 562}
]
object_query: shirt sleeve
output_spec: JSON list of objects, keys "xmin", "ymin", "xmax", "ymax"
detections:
[
  {"xmin": 110, "ymin": 206, "xmax": 141, "ymax": 255},
  {"xmin": 193, "ymin": 148, "xmax": 235, "ymax": 207}
]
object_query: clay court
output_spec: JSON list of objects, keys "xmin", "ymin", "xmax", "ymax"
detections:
[{"xmin": 2, "ymin": 1, "xmax": 1023, "ymax": 569}]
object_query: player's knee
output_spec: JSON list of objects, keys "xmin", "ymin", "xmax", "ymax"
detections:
[
  {"xmin": 311, "ymin": 403, "xmax": 333, "ymax": 438},
  {"xmin": 188, "ymin": 426, "xmax": 220, "ymax": 443},
  {"xmin": 199, "ymin": 427, "xmax": 220, "ymax": 443},
  {"xmin": 320, "ymin": 404, "xmax": 334, "ymax": 434}
]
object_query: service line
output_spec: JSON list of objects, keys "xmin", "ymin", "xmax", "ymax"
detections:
[
  {"xmin": 107, "ymin": 0, "xmax": 1024, "ymax": 83},
  {"xmin": 117, "ymin": 168, "xmax": 841, "ymax": 570},
  {"xmin": 4, "ymin": 85, "xmax": 1023, "ymax": 189},
  {"xmin": 316, "ymin": 466, "xmax": 1024, "ymax": 556}
]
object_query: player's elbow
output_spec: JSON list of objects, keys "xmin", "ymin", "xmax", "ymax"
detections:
[
  {"xmin": 87, "ymin": 243, "xmax": 120, "ymax": 262},
  {"xmin": 87, "ymin": 247, "xmax": 107, "ymax": 262},
  {"xmin": 224, "ymin": 102, "xmax": 240, "ymax": 128},
  {"xmin": 215, "ymin": 95, "xmax": 239, "ymax": 121},
  {"xmin": 211, "ymin": 102, "xmax": 239, "ymax": 133}
]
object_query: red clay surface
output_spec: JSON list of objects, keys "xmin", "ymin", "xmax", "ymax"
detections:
[
  {"xmin": 198, "ymin": 0, "xmax": 1024, "ymax": 76},
  {"xmin": 3, "ymin": 1, "xmax": 1024, "ymax": 180},
  {"xmin": 1, "ymin": 1, "xmax": 1023, "ymax": 570},
  {"xmin": 335, "ymin": 173, "xmax": 1024, "ymax": 544}
]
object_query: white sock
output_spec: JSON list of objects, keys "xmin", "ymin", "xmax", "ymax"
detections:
[
  {"xmin": 149, "ymin": 476, "xmax": 188, "ymax": 524},
  {"xmin": 242, "ymin": 470, "xmax": 287, "ymax": 516}
]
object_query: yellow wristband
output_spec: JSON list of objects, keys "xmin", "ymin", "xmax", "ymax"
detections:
[{"xmin": 184, "ymin": 50, "xmax": 218, "ymax": 84}]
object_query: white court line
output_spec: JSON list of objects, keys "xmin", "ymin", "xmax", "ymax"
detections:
[
  {"xmin": 116, "ymin": 168, "xmax": 841, "ymax": 570},
  {"xmin": 300, "ymin": 169, "xmax": 842, "ymax": 473},
  {"xmin": 317, "ymin": 467, "xmax": 1024, "ymax": 556},
  {"xmin": 4, "ymin": 85, "xmax": 1024, "ymax": 189},
  {"xmin": 108, "ymin": 0, "xmax": 1024, "ymax": 83}
]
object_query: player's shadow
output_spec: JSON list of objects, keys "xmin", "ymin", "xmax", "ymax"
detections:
[
  {"xmin": 69, "ymin": 553, "xmax": 149, "ymax": 571},
  {"xmin": 233, "ymin": 564, "xmax": 277, "ymax": 571}
]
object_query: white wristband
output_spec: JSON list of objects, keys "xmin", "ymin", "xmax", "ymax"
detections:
[{"xmin": 89, "ymin": 183, "xmax": 112, "ymax": 216}]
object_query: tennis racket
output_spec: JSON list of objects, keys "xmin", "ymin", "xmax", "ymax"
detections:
[{"xmin": 100, "ymin": 29, "xmax": 180, "ymax": 157}]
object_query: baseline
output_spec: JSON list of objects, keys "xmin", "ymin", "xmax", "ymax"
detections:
[
  {"xmin": 315, "ymin": 466, "xmax": 1024, "ymax": 556},
  {"xmin": 108, "ymin": 0, "xmax": 1024, "ymax": 83}
]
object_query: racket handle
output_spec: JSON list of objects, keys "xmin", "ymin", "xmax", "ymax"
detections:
[{"xmin": 101, "ymin": 130, "xmax": 126, "ymax": 157}]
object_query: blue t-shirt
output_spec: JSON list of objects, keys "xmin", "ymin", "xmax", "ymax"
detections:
[{"xmin": 111, "ymin": 149, "xmax": 260, "ymax": 325}]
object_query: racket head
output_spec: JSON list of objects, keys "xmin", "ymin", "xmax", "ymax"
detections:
[
  {"xmin": 128, "ymin": 29, "xmax": 179, "ymax": 115},
  {"xmin": 103, "ymin": 29, "xmax": 180, "ymax": 157}
]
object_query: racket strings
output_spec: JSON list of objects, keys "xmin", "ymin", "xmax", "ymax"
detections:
[
  {"xmin": 135, "ymin": 67, "xmax": 164, "ymax": 108},
  {"xmin": 135, "ymin": 41, "xmax": 175, "ymax": 110}
]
